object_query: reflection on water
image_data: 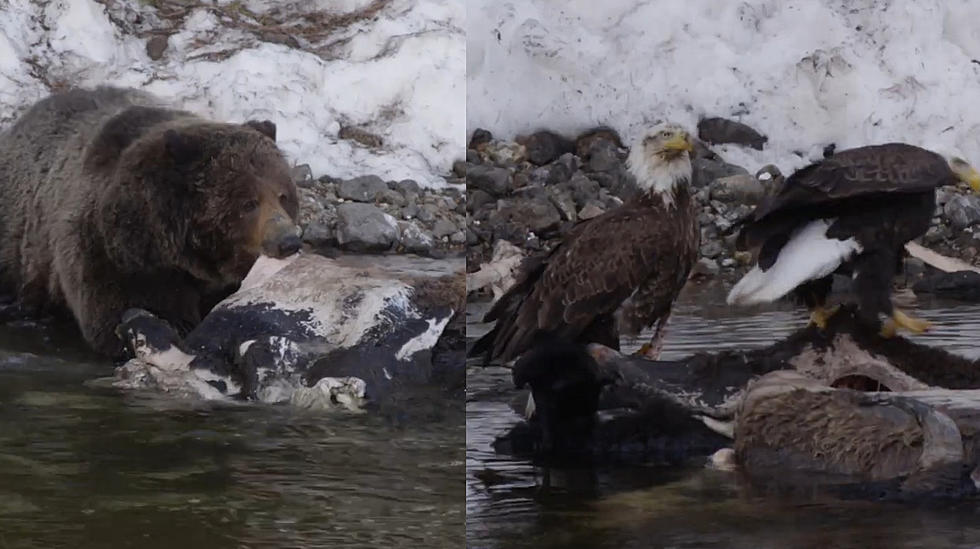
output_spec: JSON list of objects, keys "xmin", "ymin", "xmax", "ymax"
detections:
[
  {"xmin": 467, "ymin": 285, "xmax": 980, "ymax": 549},
  {"xmin": 0, "ymin": 320, "xmax": 463, "ymax": 548}
]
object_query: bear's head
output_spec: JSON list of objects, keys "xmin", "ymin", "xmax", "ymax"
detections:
[{"xmin": 99, "ymin": 117, "xmax": 301, "ymax": 287}]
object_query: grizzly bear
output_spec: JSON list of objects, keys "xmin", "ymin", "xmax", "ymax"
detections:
[{"xmin": 0, "ymin": 87, "xmax": 301, "ymax": 358}]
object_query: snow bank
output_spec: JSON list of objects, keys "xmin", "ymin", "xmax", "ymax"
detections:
[
  {"xmin": 467, "ymin": 0, "xmax": 980, "ymax": 174},
  {"xmin": 0, "ymin": 0, "xmax": 463, "ymax": 187}
]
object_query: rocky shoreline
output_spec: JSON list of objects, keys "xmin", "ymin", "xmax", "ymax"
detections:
[
  {"xmin": 293, "ymin": 165, "xmax": 466, "ymax": 258},
  {"xmin": 464, "ymin": 119, "xmax": 980, "ymax": 300}
]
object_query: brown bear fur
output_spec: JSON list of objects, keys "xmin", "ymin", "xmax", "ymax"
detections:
[{"xmin": 0, "ymin": 87, "xmax": 301, "ymax": 358}]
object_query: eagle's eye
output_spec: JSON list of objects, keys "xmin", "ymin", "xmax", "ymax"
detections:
[{"xmin": 660, "ymin": 130, "xmax": 671, "ymax": 137}]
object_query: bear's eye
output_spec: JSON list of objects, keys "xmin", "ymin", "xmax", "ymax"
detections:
[
  {"xmin": 278, "ymin": 193, "xmax": 290, "ymax": 206},
  {"xmin": 242, "ymin": 199, "xmax": 260, "ymax": 213}
]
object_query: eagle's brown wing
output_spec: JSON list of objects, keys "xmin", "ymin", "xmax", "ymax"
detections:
[
  {"xmin": 751, "ymin": 143, "xmax": 950, "ymax": 221},
  {"xmin": 472, "ymin": 204, "xmax": 663, "ymax": 364},
  {"xmin": 738, "ymin": 143, "xmax": 951, "ymax": 251}
]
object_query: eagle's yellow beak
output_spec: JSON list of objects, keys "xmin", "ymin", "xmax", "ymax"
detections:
[
  {"xmin": 951, "ymin": 158, "xmax": 980, "ymax": 193},
  {"xmin": 662, "ymin": 132, "xmax": 694, "ymax": 153},
  {"xmin": 967, "ymin": 169, "xmax": 980, "ymax": 193}
]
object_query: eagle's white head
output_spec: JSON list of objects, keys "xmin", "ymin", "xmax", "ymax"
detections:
[
  {"xmin": 948, "ymin": 156, "xmax": 980, "ymax": 193},
  {"xmin": 626, "ymin": 123, "xmax": 694, "ymax": 206}
]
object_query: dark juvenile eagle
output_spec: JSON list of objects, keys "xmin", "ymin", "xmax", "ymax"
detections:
[
  {"xmin": 470, "ymin": 123, "xmax": 700, "ymax": 363},
  {"xmin": 728, "ymin": 143, "xmax": 980, "ymax": 336}
]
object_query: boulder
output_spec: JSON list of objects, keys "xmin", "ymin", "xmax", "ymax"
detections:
[
  {"xmin": 336, "ymin": 203, "xmax": 399, "ymax": 252},
  {"xmin": 524, "ymin": 130, "xmax": 575, "ymax": 166},
  {"xmin": 468, "ymin": 165, "xmax": 512, "ymax": 196},
  {"xmin": 697, "ymin": 117, "xmax": 768, "ymax": 150},
  {"xmin": 709, "ymin": 174, "xmax": 767, "ymax": 204},
  {"xmin": 337, "ymin": 175, "xmax": 388, "ymax": 202},
  {"xmin": 943, "ymin": 194, "xmax": 980, "ymax": 230}
]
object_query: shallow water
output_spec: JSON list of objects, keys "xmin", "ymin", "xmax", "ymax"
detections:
[
  {"xmin": 0, "ymin": 318, "xmax": 464, "ymax": 548},
  {"xmin": 466, "ymin": 284, "xmax": 980, "ymax": 549}
]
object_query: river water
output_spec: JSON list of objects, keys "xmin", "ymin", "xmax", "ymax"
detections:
[
  {"xmin": 466, "ymin": 283, "xmax": 980, "ymax": 549},
  {"xmin": 0, "ymin": 317, "xmax": 464, "ymax": 548}
]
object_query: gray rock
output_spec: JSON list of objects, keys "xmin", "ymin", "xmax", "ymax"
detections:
[
  {"xmin": 524, "ymin": 130, "xmax": 574, "ymax": 166},
  {"xmin": 575, "ymin": 127, "xmax": 624, "ymax": 160},
  {"xmin": 697, "ymin": 117, "xmax": 768, "ymax": 150},
  {"xmin": 450, "ymin": 230, "xmax": 466, "ymax": 244},
  {"xmin": 290, "ymin": 164, "xmax": 314, "ymax": 187},
  {"xmin": 549, "ymin": 190, "xmax": 578, "ymax": 222},
  {"xmin": 452, "ymin": 160, "xmax": 469, "ymax": 178},
  {"xmin": 432, "ymin": 218, "xmax": 457, "ymax": 239},
  {"xmin": 376, "ymin": 189, "xmax": 406, "ymax": 207},
  {"xmin": 544, "ymin": 161, "xmax": 574, "ymax": 185},
  {"xmin": 590, "ymin": 168, "xmax": 638, "ymax": 201},
  {"xmin": 401, "ymin": 203, "xmax": 419, "ymax": 220},
  {"xmin": 338, "ymin": 175, "xmax": 388, "ymax": 202},
  {"xmin": 936, "ymin": 187, "xmax": 956, "ymax": 206},
  {"xmin": 297, "ymin": 187, "xmax": 327, "ymax": 227},
  {"xmin": 398, "ymin": 221, "xmax": 434, "ymax": 254},
  {"xmin": 336, "ymin": 203, "xmax": 399, "ymax": 252},
  {"xmin": 469, "ymin": 128, "xmax": 493, "ymax": 149},
  {"xmin": 417, "ymin": 204, "xmax": 438, "ymax": 223},
  {"xmin": 578, "ymin": 201, "xmax": 605, "ymax": 220},
  {"xmin": 467, "ymin": 189, "xmax": 495, "ymax": 212},
  {"xmin": 692, "ymin": 156, "xmax": 749, "ymax": 188},
  {"xmin": 709, "ymin": 174, "xmax": 766, "ymax": 205},
  {"xmin": 490, "ymin": 197, "xmax": 562, "ymax": 237},
  {"xmin": 146, "ymin": 35, "xmax": 169, "ymax": 60},
  {"xmin": 943, "ymin": 194, "xmax": 980, "ymax": 230},
  {"xmin": 465, "ymin": 227, "xmax": 478, "ymax": 246},
  {"xmin": 554, "ymin": 152, "xmax": 580, "ymax": 175},
  {"xmin": 700, "ymin": 239, "xmax": 724, "ymax": 259},
  {"xmin": 713, "ymin": 216, "xmax": 733, "ymax": 233},
  {"xmin": 468, "ymin": 165, "xmax": 512, "ymax": 196},
  {"xmin": 566, "ymin": 172, "xmax": 601, "ymax": 207},
  {"xmin": 483, "ymin": 140, "xmax": 526, "ymax": 166},
  {"xmin": 302, "ymin": 217, "xmax": 337, "ymax": 250},
  {"xmin": 587, "ymin": 141, "xmax": 622, "ymax": 173},
  {"xmin": 692, "ymin": 257, "xmax": 720, "ymax": 277},
  {"xmin": 391, "ymin": 179, "xmax": 421, "ymax": 195}
]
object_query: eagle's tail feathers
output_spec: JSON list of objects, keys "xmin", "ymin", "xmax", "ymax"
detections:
[{"xmin": 727, "ymin": 219, "xmax": 862, "ymax": 306}]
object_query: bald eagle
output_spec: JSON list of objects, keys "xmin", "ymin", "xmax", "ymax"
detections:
[
  {"xmin": 470, "ymin": 124, "xmax": 700, "ymax": 363},
  {"xmin": 727, "ymin": 143, "xmax": 980, "ymax": 336}
]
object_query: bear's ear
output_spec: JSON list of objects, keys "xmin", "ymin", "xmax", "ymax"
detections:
[
  {"xmin": 244, "ymin": 119, "xmax": 276, "ymax": 142},
  {"xmin": 164, "ymin": 129, "xmax": 203, "ymax": 165}
]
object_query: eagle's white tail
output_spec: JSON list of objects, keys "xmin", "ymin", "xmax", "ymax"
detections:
[{"xmin": 727, "ymin": 219, "xmax": 862, "ymax": 306}]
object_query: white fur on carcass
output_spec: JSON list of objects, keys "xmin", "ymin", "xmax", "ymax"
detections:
[
  {"xmin": 110, "ymin": 253, "xmax": 459, "ymax": 407},
  {"xmin": 727, "ymin": 219, "xmax": 863, "ymax": 306}
]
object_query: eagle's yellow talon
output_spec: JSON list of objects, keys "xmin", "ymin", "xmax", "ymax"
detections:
[
  {"xmin": 879, "ymin": 319, "xmax": 898, "ymax": 339},
  {"xmin": 809, "ymin": 304, "xmax": 840, "ymax": 330},
  {"xmin": 893, "ymin": 309, "xmax": 931, "ymax": 334},
  {"xmin": 634, "ymin": 343, "xmax": 652, "ymax": 357},
  {"xmin": 880, "ymin": 309, "xmax": 930, "ymax": 338}
]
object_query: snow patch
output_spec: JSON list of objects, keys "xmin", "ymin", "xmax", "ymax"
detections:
[
  {"xmin": 468, "ymin": 0, "xmax": 980, "ymax": 175},
  {"xmin": 0, "ymin": 0, "xmax": 463, "ymax": 187}
]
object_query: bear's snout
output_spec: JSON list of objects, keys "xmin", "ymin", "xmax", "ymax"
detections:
[
  {"xmin": 262, "ymin": 211, "xmax": 302, "ymax": 259},
  {"xmin": 277, "ymin": 234, "xmax": 302, "ymax": 257}
]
